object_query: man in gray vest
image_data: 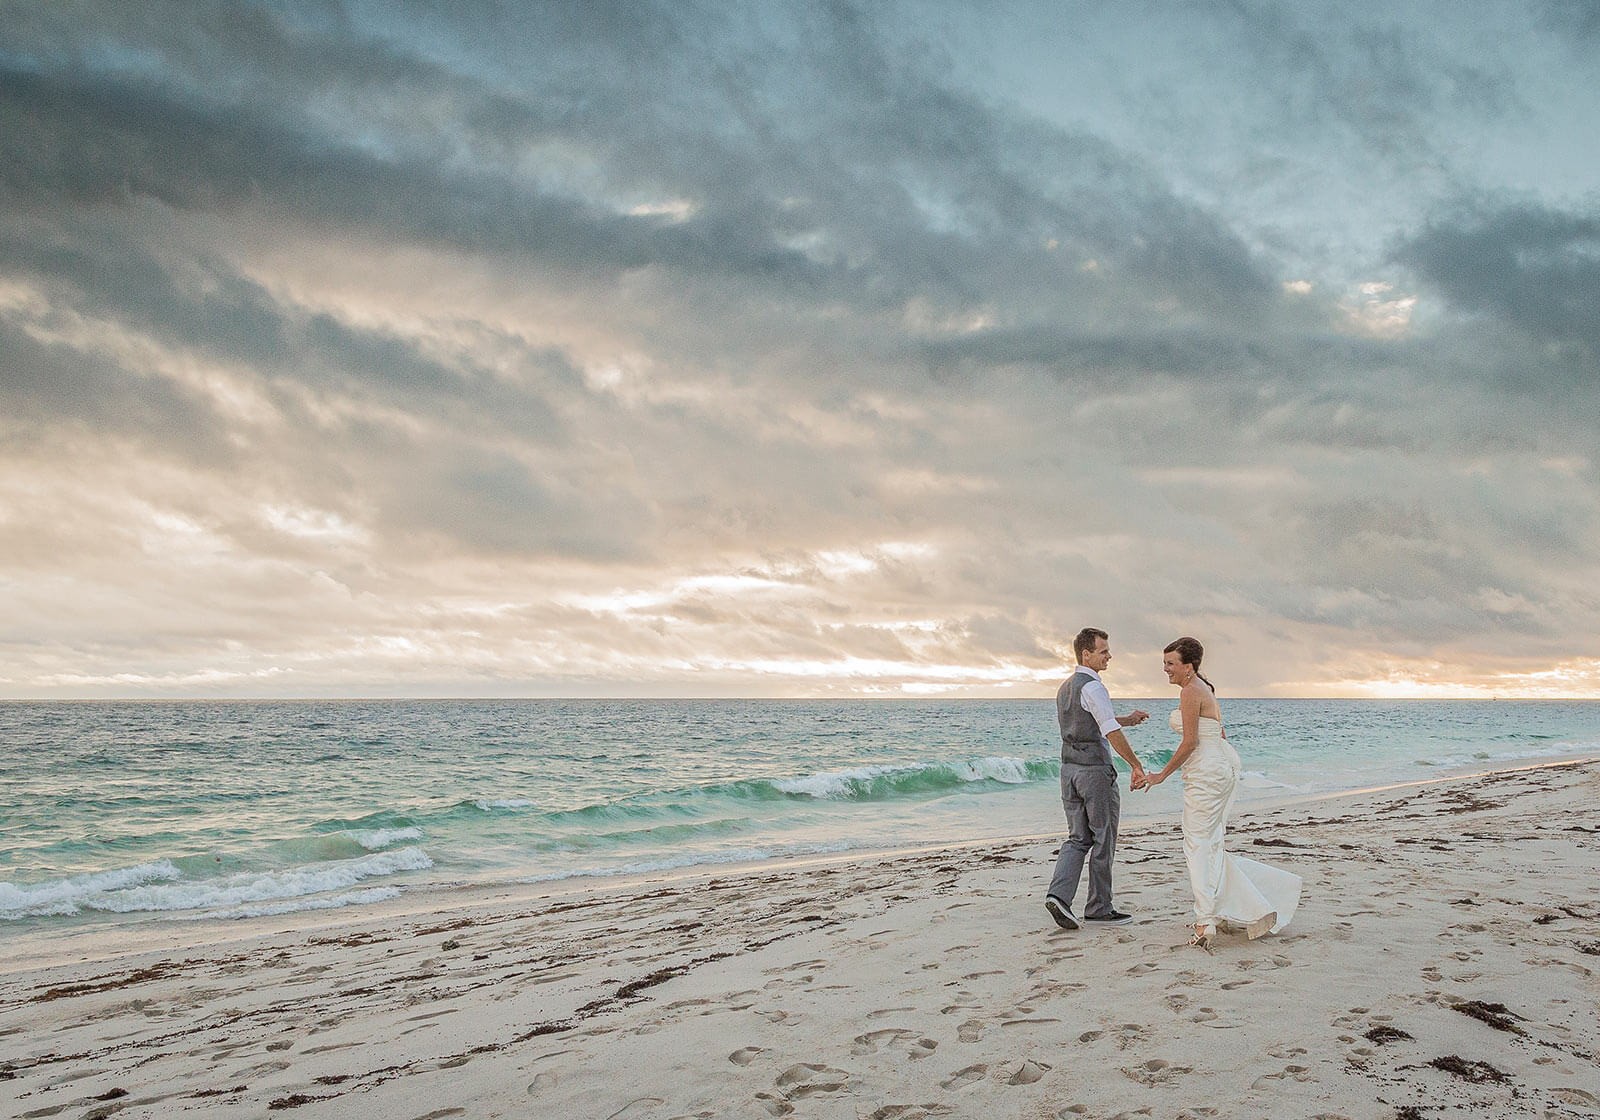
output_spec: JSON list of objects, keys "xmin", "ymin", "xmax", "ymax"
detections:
[{"xmin": 1046, "ymin": 627, "xmax": 1149, "ymax": 929}]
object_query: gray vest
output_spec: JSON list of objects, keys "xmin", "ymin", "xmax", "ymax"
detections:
[{"xmin": 1057, "ymin": 671, "xmax": 1112, "ymax": 767}]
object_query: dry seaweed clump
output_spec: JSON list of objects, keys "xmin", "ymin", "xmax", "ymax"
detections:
[
  {"xmin": 1451, "ymin": 999, "xmax": 1524, "ymax": 1034},
  {"xmin": 1428, "ymin": 1055, "xmax": 1510, "ymax": 1083}
]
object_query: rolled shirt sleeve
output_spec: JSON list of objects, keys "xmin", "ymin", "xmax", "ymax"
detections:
[{"xmin": 1078, "ymin": 675, "xmax": 1122, "ymax": 738}]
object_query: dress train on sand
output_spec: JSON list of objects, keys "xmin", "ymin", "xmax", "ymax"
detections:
[{"xmin": 1173, "ymin": 710, "xmax": 1301, "ymax": 935}]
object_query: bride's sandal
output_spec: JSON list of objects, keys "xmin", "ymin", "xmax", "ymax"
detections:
[
  {"xmin": 1188, "ymin": 926, "xmax": 1213, "ymax": 952},
  {"xmin": 1245, "ymin": 912, "xmax": 1277, "ymax": 940}
]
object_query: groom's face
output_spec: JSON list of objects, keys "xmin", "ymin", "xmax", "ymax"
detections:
[{"xmin": 1082, "ymin": 637, "xmax": 1111, "ymax": 672}]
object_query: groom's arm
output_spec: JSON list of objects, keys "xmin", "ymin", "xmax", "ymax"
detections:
[
  {"xmin": 1106, "ymin": 729, "xmax": 1145, "ymax": 784},
  {"xmin": 1081, "ymin": 680, "xmax": 1146, "ymax": 785}
]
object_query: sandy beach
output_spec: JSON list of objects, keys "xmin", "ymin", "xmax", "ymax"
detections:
[{"xmin": 3, "ymin": 759, "xmax": 1597, "ymax": 1120}]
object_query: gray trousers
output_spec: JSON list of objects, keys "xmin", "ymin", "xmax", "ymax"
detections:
[{"xmin": 1047, "ymin": 762, "xmax": 1120, "ymax": 917}]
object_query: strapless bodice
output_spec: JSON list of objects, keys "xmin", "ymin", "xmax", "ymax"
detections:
[
  {"xmin": 1168, "ymin": 710, "xmax": 1237, "ymax": 772},
  {"xmin": 1168, "ymin": 710, "xmax": 1225, "ymax": 739}
]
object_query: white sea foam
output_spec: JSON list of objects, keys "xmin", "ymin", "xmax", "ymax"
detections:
[
  {"xmin": 345, "ymin": 827, "xmax": 424, "ymax": 850},
  {"xmin": 957, "ymin": 756, "xmax": 1034, "ymax": 783},
  {"xmin": 1238, "ymin": 770, "xmax": 1299, "ymax": 790},
  {"xmin": 773, "ymin": 765, "xmax": 901, "ymax": 799},
  {"xmin": 773, "ymin": 756, "xmax": 1038, "ymax": 799},
  {"xmin": 1418, "ymin": 744, "xmax": 1573, "ymax": 770},
  {"xmin": 3, "ymin": 847, "xmax": 432, "ymax": 920},
  {"xmin": 166, "ymin": 886, "xmax": 403, "ymax": 921},
  {"xmin": 474, "ymin": 798, "xmax": 535, "ymax": 811},
  {"xmin": 1, "ymin": 861, "xmax": 181, "ymax": 921}
]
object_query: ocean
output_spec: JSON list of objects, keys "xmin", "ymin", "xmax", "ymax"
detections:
[{"xmin": 3, "ymin": 698, "xmax": 1597, "ymax": 945}]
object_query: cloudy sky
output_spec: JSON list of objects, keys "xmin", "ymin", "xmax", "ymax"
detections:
[{"xmin": 3, "ymin": 1, "xmax": 1598, "ymax": 699}]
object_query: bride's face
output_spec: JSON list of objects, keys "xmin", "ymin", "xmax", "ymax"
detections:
[{"xmin": 1162, "ymin": 650, "xmax": 1187, "ymax": 684}]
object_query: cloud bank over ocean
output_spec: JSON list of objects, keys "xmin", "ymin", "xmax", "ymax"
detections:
[{"xmin": 2, "ymin": 1, "xmax": 1597, "ymax": 698}]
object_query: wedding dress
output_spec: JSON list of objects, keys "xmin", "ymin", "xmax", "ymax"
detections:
[{"xmin": 1171, "ymin": 709, "xmax": 1301, "ymax": 936}]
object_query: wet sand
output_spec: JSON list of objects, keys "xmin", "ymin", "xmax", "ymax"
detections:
[{"xmin": 3, "ymin": 759, "xmax": 1597, "ymax": 1120}]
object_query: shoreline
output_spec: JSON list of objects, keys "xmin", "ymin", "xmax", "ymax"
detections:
[
  {"xmin": 4, "ymin": 758, "xmax": 1597, "ymax": 1118},
  {"xmin": 5, "ymin": 751, "xmax": 1597, "ymax": 977}
]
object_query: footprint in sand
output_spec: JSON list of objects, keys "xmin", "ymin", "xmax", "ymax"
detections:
[
  {"xmin": 775, "ymin": 1063, "xmax": 851, "ymax": 1099},
  {"xmin": 1249, "ymin": 1064, "xmax": 1311, "ymax": 1089},
  {"xmin": 752, "ymin": 1091, "xmax": 794, "ymax": 1117},
  {"xmin": 1008, "ymin": 1059, "xmax": 1051, "ymax": 1085},
  {"xmin": 730, "ymin": 1047, "xmax": 766, "ymax": 1066},
  {"xmin": 1077, "ymin": 1030, "xmax": 1102, "ymax": 1043},
  {"xmin": 1123, "ymin": 1058, "xmax": 1191, "ymax": 1085},
  {"xmin": 1125, "ymin": 962, "xmax": 1157, "ymax": 976},
  {"xmin": 1190, "ymin": 1008, "xmax": 1218, "ymax": 1023},
  {"xmin": 958, "ymin": 1020, "xmax": 985, "ymax": 1043},
  {"xmin": 663, "ymin": 998, "xmax": 711, "ymax": 1011},
  {"xmin": 851, "ymin": 1029, "xmax": 936, "ymax": 1059},
  {"xmin": 940, "ymin": 1064, "xmax": 989, "ymax": 1090},
  {"xmin": 1220, "ymin": 979, "xmax": 1252, "ymax": 990},
  {"xmin": 1550, "ymin": 1089, "xmax": 1600, "ymax": 1108}
]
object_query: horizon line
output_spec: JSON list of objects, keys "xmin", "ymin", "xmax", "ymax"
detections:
[{"xmin": 3, "ymin": 694, "xmax": 1595, "ymax": 703}]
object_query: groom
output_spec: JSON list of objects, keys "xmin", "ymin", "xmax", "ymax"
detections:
[{"xmin": 1045, "ymin": 627, "xmax": 1148, "ymax": 929}]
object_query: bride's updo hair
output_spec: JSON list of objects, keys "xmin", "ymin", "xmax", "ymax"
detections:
[{"xmin": 1164, "ymin": 636, "xmax": 1214, "ymax": 692}]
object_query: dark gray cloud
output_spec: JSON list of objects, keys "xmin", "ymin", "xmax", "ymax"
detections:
[
  {"xmin": 0, "ymin": 316, "xmax": 230, "ymax": 464},
  {"xmin": 1395, "ymin": 201, "xmax": 1600, "ymax": 379},
  {"xmin": 1540, "ymin": 0, "xmax": 1600, "ymax": 40},
  {"xmin": 0, "ymin": 1, "xmax": 1286, "ymax": 338}
]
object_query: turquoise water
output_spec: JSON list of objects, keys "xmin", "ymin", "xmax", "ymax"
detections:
[{"xmin": 2, "ymin": 699, "xmax": 1596, "ymax": 931}]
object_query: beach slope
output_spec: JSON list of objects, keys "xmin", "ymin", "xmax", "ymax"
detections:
[{"xmin": 3, "ymin": 760, "xmax": 1597, "ymax": 1119}]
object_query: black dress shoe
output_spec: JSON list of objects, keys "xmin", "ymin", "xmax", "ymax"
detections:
[
  {"xmin": 1083, "ymin": 909, "xmax": 1133, "ymax": 924},
  {"xmin": 1045, "ymin": 897, "xmax": 1080, "ymax": 930}
]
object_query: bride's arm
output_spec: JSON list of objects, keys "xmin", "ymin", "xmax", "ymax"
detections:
[{"xmin": 1144, "ymin": 687, "xmax": 1201, "ymax": 787}]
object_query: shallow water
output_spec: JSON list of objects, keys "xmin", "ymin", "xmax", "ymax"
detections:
[{"xmin": 2, "ymin": 698, "xmax": 1596, "ymax": 933}]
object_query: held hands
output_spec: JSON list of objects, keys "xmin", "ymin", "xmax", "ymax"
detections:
[{"xmin": 1130, "ymin": 767, "xmax": 1167, "ymax": 791}]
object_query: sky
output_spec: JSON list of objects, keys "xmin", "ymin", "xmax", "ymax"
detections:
[{"xmin": 2, "ymin": 0, "xmax": 1598, "ymax": 700}]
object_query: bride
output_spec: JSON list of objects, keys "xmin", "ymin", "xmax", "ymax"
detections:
[{"xmin": 1136, "ymin": 637, "xmax": 1301, "ymax": 949}]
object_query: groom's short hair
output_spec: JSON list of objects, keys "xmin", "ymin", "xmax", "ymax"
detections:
[{"xmin": 1073, "ymin": 627, "xmax": 1108, "ymax": 662}]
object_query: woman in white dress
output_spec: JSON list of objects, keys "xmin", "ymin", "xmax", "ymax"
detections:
[{"xmin": 1137, "ymin": 637, "xmax": 1301, "ymax": 949}]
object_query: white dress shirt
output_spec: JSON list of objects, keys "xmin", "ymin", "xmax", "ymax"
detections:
[{"xmin": 1073, "ymin": 666, "xmax": 1122, "ymax": 738}]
